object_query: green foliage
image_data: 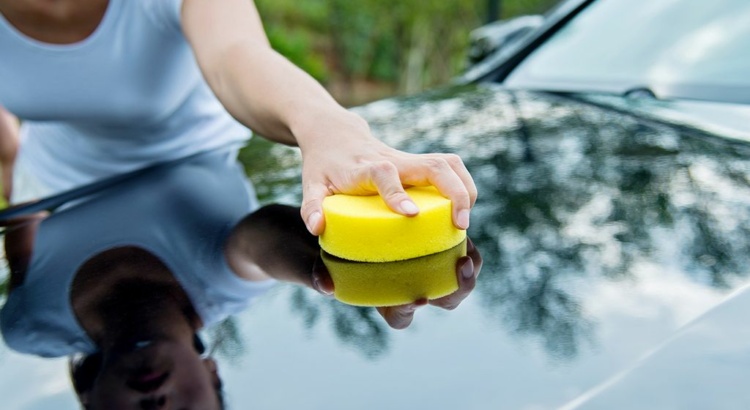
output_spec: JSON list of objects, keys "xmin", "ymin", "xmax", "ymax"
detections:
[
  {"xmin": 265, "ymin": 26, "xmax": 329, "ymax": 82},
  {"xmin": 0, "ymin": 180, "xmax": 6, "ymax": 209},
  {"xmin": 255, "ymin": 0, "xmax": 561, "ymax": 101}
]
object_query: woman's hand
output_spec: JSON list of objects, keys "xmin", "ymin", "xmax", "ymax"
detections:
[
  {"xmin": 311, "ymin": 238, "xmax": 483, "ymax": 330},
  {"xmin": 296, "ymin": 110, "xmax": 478, "ymax": 236}
]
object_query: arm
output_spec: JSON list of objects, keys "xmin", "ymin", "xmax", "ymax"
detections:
[
  {"xmin": 224, "ymin": 204, "xmax": 320, "ymax": 286},
  {"xmin": 181, "ymin": 0, "xmax": 477, "ymax": 235},
  {"xmin": 225, "ymin": 205, "xmax": 484, "ymax": 330},
  {"xmin": 3, "ymin": 214, "xmax": 44, "ymax": 293},
  {"xmin": 0, "ymin": 106, "xmax": 19, "ymax": 202}
]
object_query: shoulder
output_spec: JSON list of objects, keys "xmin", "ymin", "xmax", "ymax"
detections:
[{"xmin": 1, "ymin": 292, "xmax": 95, "ymax": 357}]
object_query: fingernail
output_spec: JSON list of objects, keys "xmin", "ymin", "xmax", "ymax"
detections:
[
  {"xmin": 312, "ymin": 277, "xmax": 332, "ymax": 295},
  {"xmin": 461, "ymin": 259, "xmax": 474, "ymax": 279},
  {"xmin": 457, "ymin": 209, "xmax": 470, "ymax": 229},
  {"xmin": 400, "ymin": 200, "xmax": 419, "ymax": 215},
  {"xmin": 308, "ymin": 212, "xmax": 322, "ymax": 232}
]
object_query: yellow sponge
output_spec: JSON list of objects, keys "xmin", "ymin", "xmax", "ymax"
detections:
[
  {"xmin": 320, "ymin": 186, "xmax": 466, "ymax": 262},
  {"xmin": 322, "ymin": 240, "xmax": 467, "ymax": 306}
]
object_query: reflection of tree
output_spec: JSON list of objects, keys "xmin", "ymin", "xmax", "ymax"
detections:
[
  {"xmin": 0, "ymin": 258, "xmax": 7, "ymax": 302},
  {"xmin": 207, "ymin": 318, "xmax": 247, "ymax": 362},
  {"xmin": 290, "ymin": 288, "xmax": 389, "ymax": 359},
  {"xmin": 235, "ymin": 85, "xmax": 750, "ymax": 361},
  {"xmin": 239, "ymin": 137, "xmax": 303, "ymax": 205}
]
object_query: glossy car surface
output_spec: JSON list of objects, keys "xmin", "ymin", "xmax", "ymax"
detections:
[{"xmin": 1, "ymin": 0, "xmax": 749, "ymax": 408}]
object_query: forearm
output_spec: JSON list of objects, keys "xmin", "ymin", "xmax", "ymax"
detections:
[
  {"xmin": 182, "ymin": 0, "xmax": 477, "ymax": 237},
  {"xmin": 212, "ymin": 44, "xmax": 360, "ymax": 146},
  {"xmin": 183, "ymin": 0, "xmax": 363, "ymax": 147},
  {"xmin": 0, "ymin": 107, "xmax": 19, "ymax": 201},
  {"xmin": 224, "ymin": 205, "xmax": 320, "ymax": 285}
]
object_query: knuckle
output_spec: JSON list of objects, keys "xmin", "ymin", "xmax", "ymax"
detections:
[
  {"xmin": 469, "ymin": 185, "xmax": 479, "ymax": 198},
  {"xmin": 463, "ymin": 280, "xmax": 476, "ymax": 293},
  {"xmin": 453, "ymin": 191, "xmax": 471, "ymax": 205},
  {"xmin": 425, "ymin": 157, "xmax": 449, "ymax": 172},
  {"xmin": 369, "ymin": 160, "xmax": 398, "ymax": 176},
  {"xmin": 300, "ymin": 199, "xmax": 317, "ymax": 213},
  {"xmin": 390, "ymin": 319, "xmax": 410, "ymax": 330},
  {"xmin": 383, "ymin": 188, "xmax": 407, "ymax": 201},
  {"xmin": 443, "ymin": 153, "xmax": 464, "ymax": 167}
]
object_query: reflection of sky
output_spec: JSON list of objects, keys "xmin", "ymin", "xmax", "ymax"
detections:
[
  {"xmin": 648, "ymin": 11, "xmax": 750, "ymax": 85},
  {"xmin": 507, "ymin": 0, "xmax": 750, "ymax": 88},
  {"xmin": 0, "ymin": 353, "xmax": 77, "ymax": 409},
  {"xmin": 564, "ymin": 283, "xmax": 750, "ymax": 409},
  {"xmin": 158, "ymin": 279, "xmax": 726, "ymax": 409},
  {"xmin": 0, "ymin": 271, "xmax": 728, "ymax": 410}
]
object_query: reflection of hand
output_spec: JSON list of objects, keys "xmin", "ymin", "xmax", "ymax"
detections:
[
  {"xmin": 297, "ymin": 113, "xmax": 477, "ymax": 236},
  {"xmin": 312, "ymin": 239, "xmax": 483, "ymax": 329}
]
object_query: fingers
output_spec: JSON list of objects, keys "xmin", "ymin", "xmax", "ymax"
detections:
[
  {"xmin": 466, "ymin": 237, "xmax": 483, "ymax": 277},
  {"xmin": 301, "ymin": 152, "xmax": 475, "ymax": 234},
  {"xmin": 439, "ymin": 154, "xmax": 478, "ymax": 207},
  {"xmin": 311, "ymin": 256, "xmax": 335, "ymax": 296},
  {"xmin": 376, "ymin": 298, "xmax": 428, "ymax": 330},
  {"xmin": 399, "ymin": 155, "xmax": 474, "ymax": 230},
  {"xmin": 429, "ymin": 256, "xmax": 476, "ymax": 310},
  {"xmin": 356, "ymin": 160, "xmax": 419, "ymax": 217},
  {"xmin": 430, "ymin": 239, "xmax": 482, "ymax": 310},
  {"xmin": 300, "ymin": 183, "xmax": 330, "ymax": 236}
]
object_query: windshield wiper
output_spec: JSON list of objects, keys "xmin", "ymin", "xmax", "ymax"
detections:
[{"xmin": 623, "ymin": 86, "xmax": 658, "ymax": 99}]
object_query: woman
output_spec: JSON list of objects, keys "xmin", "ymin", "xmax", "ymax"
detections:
[
  {"xmin": 2, "ymin": 149, "xmax": 481, "ymax": 408},
  {"xmin": 0, "ymin": 0, "xmax": 476, "ymax": 235}
]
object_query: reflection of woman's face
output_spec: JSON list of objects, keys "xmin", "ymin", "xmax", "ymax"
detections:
[{"xmin": 83, "ymin": 339, "xmax": 221, "ymax": 409}]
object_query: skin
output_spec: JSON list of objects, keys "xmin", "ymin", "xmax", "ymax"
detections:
[
  {"xmin": 4, "ymin": 203, "xmax": 480, "ymax": 407},
  {"xmin": 1, "ymin": 217, "xmax": 221, "ymax": 409},
  {"xmin": 72, "ymin": 248, "xmax": 221, "ymax": 410},
  {"xmin": 225, "ymin": 205, "xmax": 484, "ymax": 328},
  {"xmin": 0, "ymin": 0, "xmax": 478, "ymax": 233},
  {"xmin": 0, "ymin": 106, "xmax": 18, "ymax": 201},
  {"xmin": 87, "ymin": 340, "xmax": 220, "ymax": 410},
  {"xmin": 0, "ymin": 2, "xmax": 479, "ymax": 404}
]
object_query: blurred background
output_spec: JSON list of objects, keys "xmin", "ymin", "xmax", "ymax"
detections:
[{"xmin": 256, "ymin": 0, "xmax": 560, "ymax": 106}]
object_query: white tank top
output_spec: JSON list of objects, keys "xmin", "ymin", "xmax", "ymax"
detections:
[
  {"xmin": 0, "ymin": 0, "xmax": 250, "ymax": 193},
  {"xmin": 1, "ymin": 150, "xmax": 273, "ymax": 357}
]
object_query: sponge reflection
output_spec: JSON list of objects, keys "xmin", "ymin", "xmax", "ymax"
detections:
[
  {"xmin": 313, "ymin": 238, "xmax": 482, "ymax": 330},
  {"xmin": 321, "ymin": 240, "xmax": 468, "ymax": 306}
]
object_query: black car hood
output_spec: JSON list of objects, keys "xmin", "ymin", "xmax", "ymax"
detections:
[
  {"xmin": 351, "ymin": 84, "xmax": 750, "ymax": 405},
  {"xmin": 234, "ymin": 84, "xmax": 750, "ymax": 408}
]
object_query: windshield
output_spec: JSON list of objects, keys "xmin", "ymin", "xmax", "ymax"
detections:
[{"xmin": 504, "ymin": 0, "xmax": 750, "ymax": 104}]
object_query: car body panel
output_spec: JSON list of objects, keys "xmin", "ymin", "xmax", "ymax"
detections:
[
  {"xmin": 218, "ymin": 84, "xmax": 750, "ymax": 408},
  {"xmin": 562, "ymin": 282, "xmax": 750, "ymax": 409}
]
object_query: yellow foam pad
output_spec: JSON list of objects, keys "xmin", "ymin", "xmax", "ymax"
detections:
[
  {"xmin": 322, "ymin": 240, "xmax": 467, "ymax": 306},
  {"xmin": 320, "ymin": 186, "xmax": 466, "ymax": 262}
]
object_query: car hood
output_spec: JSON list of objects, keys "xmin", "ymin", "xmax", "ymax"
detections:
[
  {"xmin": 352, "ymin": 83, "xmax": 750, "ymax": 406},
  {"xmin": 233, "ymin": 83, "xmax": 750, "ymax": 408}
]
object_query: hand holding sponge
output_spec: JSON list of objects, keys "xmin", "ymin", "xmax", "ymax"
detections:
[
  {"xmin": 319, "ymin": 186, "xmax": 468, "ymax": 306},
  {"xmin": 320, "ymin": 186, "xmax": 466, "ymax": 262}
]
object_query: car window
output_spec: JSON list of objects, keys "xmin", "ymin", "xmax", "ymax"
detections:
[{"xmin": 504, "ymin": 0, "xmax": 750, "ymax": 103}]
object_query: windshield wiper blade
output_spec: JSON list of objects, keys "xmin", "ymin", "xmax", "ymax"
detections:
[{"xmin": 623, "ymin": 86, "xmax": 658, "ymax": 99}]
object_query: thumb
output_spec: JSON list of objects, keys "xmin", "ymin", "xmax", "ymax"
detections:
[{"xmin": 301, "ymin": 183, "xmax": 329, "ymax": 236}]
